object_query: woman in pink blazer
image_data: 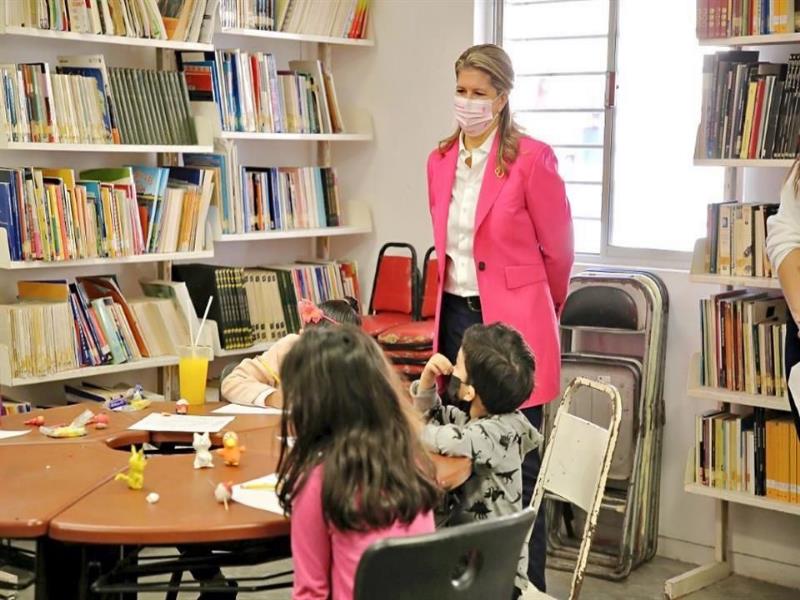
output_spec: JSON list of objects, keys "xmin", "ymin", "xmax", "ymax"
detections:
[{"xmin": 427, "ymin": 44, "xmax": 574, "ymax": 593}]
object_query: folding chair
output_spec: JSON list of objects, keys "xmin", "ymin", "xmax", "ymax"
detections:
[
  {"xmin": 379, "ymin": 247, "xmax": 438, "ymax": 377},
  {"xmin": 521, "ymin": 377, "xmax": 622, "ymax": 600},
  {"xmin": 362, "ymin": 243, "xmax": 418, "ymax": 338},
  {"xmin": 354, "ymin": 508, "xmax": 536, "ymax": 600}
]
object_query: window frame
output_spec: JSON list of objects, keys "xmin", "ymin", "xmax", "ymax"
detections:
[{"xmin": 488, "ymin": 0, "xmax": 696, "ymax": 267}]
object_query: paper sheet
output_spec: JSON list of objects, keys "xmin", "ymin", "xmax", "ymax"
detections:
[
  {"xmin": 129, "ymin": 414, "xmax": 234, "ymax": 433},
  {"xmin": 231, "ymin": 474, "xmax": 283, "ymax": 515},
  {"xmin": 0, "ymin": 429, "xmax": 31, "ymax": 440},
  {"xmin": 211, "ymin": 404, "xmax": 282, "ymax": 416}
]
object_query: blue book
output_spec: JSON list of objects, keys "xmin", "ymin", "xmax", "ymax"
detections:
[
  {"xmin": 184, "ymin": 153, "xmax": 231, "ymax": 234},
  {"xmin": 130, "ymin": 165, "xmax": 169, "ymax": 253},
  {"xmin": 269, "ymin": 169, "xmax": 281, "ymax": 230},
  {"xmin": 0, "ymin": 182, "xmax": 17, "ymax": 261},
  {"xmin": 239, "ymin": 167, "xmax": 251, "ymax": 232},
  {"xmin": 0, "ymin": 169, "xmax": 22, "ymax": 260}
]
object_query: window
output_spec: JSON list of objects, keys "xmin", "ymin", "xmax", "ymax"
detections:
[{"xmin": 499, "ymin": 0, "xmax": 724, "ymax": 256}]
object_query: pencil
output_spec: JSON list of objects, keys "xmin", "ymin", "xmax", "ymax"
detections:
[
  {"xmin": 260, "ymin": 358, "xmax": 281, "ymax": 385},
  {"xmin": 241, "ymin": 481, "xmax": 275, "ymax": 491}
]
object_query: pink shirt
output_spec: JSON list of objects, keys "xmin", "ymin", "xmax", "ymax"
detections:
[{"xmin": 291, "ymin": 465, "xmax": 435, "ymax": 600}]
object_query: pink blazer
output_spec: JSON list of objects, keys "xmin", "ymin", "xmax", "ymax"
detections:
[{"xmin": 427, "ymin": 134, "xmax": 574, "ymax": 408}]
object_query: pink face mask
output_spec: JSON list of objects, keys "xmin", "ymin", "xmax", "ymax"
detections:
[{"xmin": 454, "ymin": 95, "xmax": 498, "ymax": 137}]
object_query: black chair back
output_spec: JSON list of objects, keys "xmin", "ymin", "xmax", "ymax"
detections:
[{"xmin": 354, "ymin": 508, "xmax": 536, "ymax": 600}]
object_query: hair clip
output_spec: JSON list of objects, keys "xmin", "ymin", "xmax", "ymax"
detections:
[{"xmin": 298, "ymin": 298, "xmax": 338, "ymax": 325}]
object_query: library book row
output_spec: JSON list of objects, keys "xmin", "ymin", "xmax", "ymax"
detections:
[
  {"xmin": 5, "ymin": 0, "xmax": 372, "ymax": 42},
  {"xmin": 1, "ymin": 260, "xmax": 360, "ymax": 380},
  {"xmin": 703, "ymin": 201, "xmax": 776, "ymax": 279},
  {"xmin": 697, "ymin": 1, "xmax": 799, "ymax": 39},
  {"xmin": 698, "ymin": 51, "xmax": 800, "ymax": 160},
  {"xmin": 0, "ymin": 153, "xmax": 347, "ymax": 265},
  {"xmin": 0, "ymin": 56, "xmax": 195, "ymax": 146},
  {"xmin": 694, "ymin": 407, "xmax": 800, "ymax": 505},
  {"xmin": 181, "ymin": 50, "xmax": 345, "ymax": 135},
  {"xmin": 700, "ymin": 290, "xmax": 788, "ymax": 398}
]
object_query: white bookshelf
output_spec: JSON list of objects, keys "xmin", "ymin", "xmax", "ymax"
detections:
[
  {"xmin": 0, "ymin": 348, "xmax": 178, "ymax": 387},
  {"xmin": 699, "ymin": 33, "xmax": 800, "ymax": 47},
  {"xmin": 667, "ymin": 67, "xmax": 798, "ymax": 598},
  {"xmin": 687, "ymin": 353, "xmax": 791, "ymax": 412},
  {"xmin": 684, "ymin": 483, "xmax": 800, "ymax": 516},
  {"xmin": 689, "ymin": 238, "xmax": 782, "ymax": 289},
  {"xmin": 0, "ymin": 142, "xmax": 214, "ymax": 153},
  {"xmin": 221, "ymin": 131, "xmax": 372, "ymax": 142},
  {"xmin": 694, "ymin": 158, "xmax": 795, "ymax": 168},
  {"xmin": 0, "ymin": 25, "xmax": 214, "ymax": 51},
  {"xmin": 216, "ymin": 201, "xmax": 372, "ymax": 242},
  {"xmin": 214, "ymin": 341, "xmax": 275, "ymax": 358},
  {"xmin": 217, "ymin": 28, "xmax": 374, "ymax": 47}
]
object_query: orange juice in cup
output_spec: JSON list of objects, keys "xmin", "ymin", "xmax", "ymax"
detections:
[{"xmin": 178, "ymin": 345, "xmax": 213, "ymax": 405}]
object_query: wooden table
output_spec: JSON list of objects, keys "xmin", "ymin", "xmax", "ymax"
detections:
[
  {"xmin": 0, "ymin": 403, "xmax": 148, "ymax": 447},
  {"xmin": 0, "ymin": 442, "xmax": 128, "ymax": 538}
]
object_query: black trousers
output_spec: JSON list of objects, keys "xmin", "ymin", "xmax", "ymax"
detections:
[
  {"xmin": 439, "ymin": 293, "xmax": 547, "ymax": 592},
  {"xmin": 783, "ymin": 319, "xmax": 800, "ymax": 438}
]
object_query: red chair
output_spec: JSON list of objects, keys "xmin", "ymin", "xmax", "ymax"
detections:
[
  {"xmin": 361, "ymin": 243, "xmax": 419, "ymax": 338},
  {"xmin": 380, "ymin": 247, "xmax": 437, "ymax": 376}
]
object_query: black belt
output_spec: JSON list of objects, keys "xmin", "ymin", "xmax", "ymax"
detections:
[{"xmin": 444, "ymin": 293, "xmax": 482, "ymax": 313}]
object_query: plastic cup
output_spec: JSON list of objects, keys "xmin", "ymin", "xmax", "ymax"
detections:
[{"xmin": 177, "ymin": 345, "xmax": 213, "ymax": 406}]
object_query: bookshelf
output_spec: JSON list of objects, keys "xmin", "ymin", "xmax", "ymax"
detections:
[
  {"xmin": 0, "ymin": 5, "xmax": 374, "ymax": 394},
  {"xmin": 666, "ymin": 20, "xmax": 799, "ymax": 597},
  {"xmin": 217, "ymin": 28, "xmax": 374, "ymax": 47},
  {"xmin": 699, "ymin": 33, "xmax": 800, "ymax": 47},
  {"xmin": 0, "ymin": 25, "xmax": 215, "ymax": 51},
  {"xmin": 693, "ymin": 159, "xmax": 795, "ymax": 168},
  {"xmin": 687, "ymin": 353, "xmax": 791, "ymax": 412},
  {"xmin": 0, "ymin": 350, "xmax": 179, "ymax": 387},
  {"xmin": 689, "ymin": 238, "xmax": 782, "ymax": 289}
]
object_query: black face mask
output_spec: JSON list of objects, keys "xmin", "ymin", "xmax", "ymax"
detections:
[{"xmin": 447, "ymin": 375, "xmax": 464, "ymax": 403}]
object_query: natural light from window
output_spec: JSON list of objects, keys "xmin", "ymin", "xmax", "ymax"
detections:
[{"xmin": 502, "ymin": 0, "xmax": 724, "ymax": 255}]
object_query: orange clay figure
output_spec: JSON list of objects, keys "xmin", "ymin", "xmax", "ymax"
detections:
[
  {"xmin": 24, "ymin": 415, "xmax": 45, "ymax": 426},
  {"xmin": 114, "ymin": 446, "xmax": 147, "ymax": 490},
  {"xmin": 217, "ymin": 431, "xmax": 246, "ymax": 466}
]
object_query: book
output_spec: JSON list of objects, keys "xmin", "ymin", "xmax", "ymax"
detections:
[{"xmin": 705, "ymin": 201, "xmax": 778, "ymax": 278}]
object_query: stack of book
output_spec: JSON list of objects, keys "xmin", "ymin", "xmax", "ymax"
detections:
[
  {"xmin": 699, "ymin": 290, "xmax": 789, "ymax": 396},
  {"xmin": 695, "ymin": 408, "xmax": 799, "ymax": 504},
  {"xmin": 703, "ymin": 201, "xmax": 778, "ymax": 278},
  {"xmin": 697, "ymin": 1, "xmax": 800, "ymax": 39},
  {"xmin": 697, "ymin": 51, "xmax": 800, "ymax": 160},
  {"xmin": 0, "ymin": 55, "xmax": 196, "ymax": 146},
  {"xmin": 4, "ymin": 0, "xmax": 218, "ymax": 44},
  {"xmin": 218, "ymin": 0, "xmax": 370, "ymax": 39},
  {"xmin": 0, "ymin": 276, "xmax": 204, "ymax": 378},
  {"xmin": 178, "ymin": 51, "xmax": 344, "ymax": 134},
  {"xmin": 184, "ymin": 144, "xmax": 344, "ymax": 235},
  {"xmin": 173, "ymin": 260, "xmax": 360, "ymax": 348},
  {"xmin": 0, "ymin": 164, "xmax": 214, "ymax": 263},
  {"xmin": 239, "ymin": 166, "xmax": 341, "ymax": 232}
]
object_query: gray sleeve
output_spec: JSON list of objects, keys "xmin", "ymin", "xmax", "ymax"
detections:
[{"xmin": 421, "ymin": 420, "xmax": 503, "ymax": 466}]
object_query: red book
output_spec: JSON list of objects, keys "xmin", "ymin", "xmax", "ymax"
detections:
[
  {"xmin": 748, "ymin": 78, "xmax": 766, "ymax": 158},
  {"xmin": 249, "ymin": 55, "xmax": 261, "ymax": 129}
]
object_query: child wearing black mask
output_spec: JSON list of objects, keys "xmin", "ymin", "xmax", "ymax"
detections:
[{"xmin": 410, "ymin": 322, "xmax": 542, "ymax": 596}]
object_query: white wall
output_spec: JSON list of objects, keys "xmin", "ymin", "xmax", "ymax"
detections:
[{"xmin": 330, "ymin": 0, "xmax": 800, "ymax": 590}]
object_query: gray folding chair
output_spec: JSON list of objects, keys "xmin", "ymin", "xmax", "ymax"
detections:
[{"xmin": 522, "ymin": 376, "xmax": 622, "ymax": 600}]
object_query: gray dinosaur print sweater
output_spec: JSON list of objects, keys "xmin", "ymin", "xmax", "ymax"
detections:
[{"xmin": 410, "ymin": 380, "xmax": 543, "ymax": 591}]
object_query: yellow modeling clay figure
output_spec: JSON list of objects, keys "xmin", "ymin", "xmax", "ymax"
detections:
[
  {"xmin": 115, "ymin": 446, "xmax": 147, "ymax": 490},
  {"xmin": 217, "ymin": 431, "xmax": 246, "ymax": 466}
]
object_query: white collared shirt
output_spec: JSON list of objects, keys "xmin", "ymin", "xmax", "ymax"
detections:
[{"xmin": 444, "ymin": 128, "xmax": 497, "ymax": 297}]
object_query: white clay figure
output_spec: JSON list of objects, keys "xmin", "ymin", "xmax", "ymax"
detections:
[{"xmin": 192, "ymin": 432, "xmax": 214, "ymax": 469}]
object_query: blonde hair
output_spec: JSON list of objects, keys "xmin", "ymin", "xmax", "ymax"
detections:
[{"xmin": 439, "ymin": 44, "xmax": 523, "ymax": 177}]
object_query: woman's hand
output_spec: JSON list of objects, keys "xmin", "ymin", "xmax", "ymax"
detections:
[{"xmin": 419, "ymin": 353, "xmax": 454, "ymax": 391}]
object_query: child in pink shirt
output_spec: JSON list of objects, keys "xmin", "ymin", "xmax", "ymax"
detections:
[{"xmin": 276, "ymin": 326, "xmax": 440, "ymax": 600}]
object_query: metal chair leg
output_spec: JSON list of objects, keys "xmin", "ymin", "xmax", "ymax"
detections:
[{"xmin": 165, "ymin": 570, "xmax": 182, "ymax": 600}]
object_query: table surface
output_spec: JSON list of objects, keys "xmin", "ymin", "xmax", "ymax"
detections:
[
  {"xmin": 0, "ymin": 442, "xmax": 128, "ymax": 537},
  {"xmin": 1, "ymin": 401, "xmax": 472, "ymax": 543}
]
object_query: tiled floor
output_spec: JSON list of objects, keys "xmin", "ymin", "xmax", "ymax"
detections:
[{"xmin": 11, "ymin": 555, "xmax": 799, "ymax": 599}]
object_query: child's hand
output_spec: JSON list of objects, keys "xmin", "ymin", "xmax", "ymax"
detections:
[{"xmin": 419, "ymin": 353, "xmax": 453, "ymax": 391}]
